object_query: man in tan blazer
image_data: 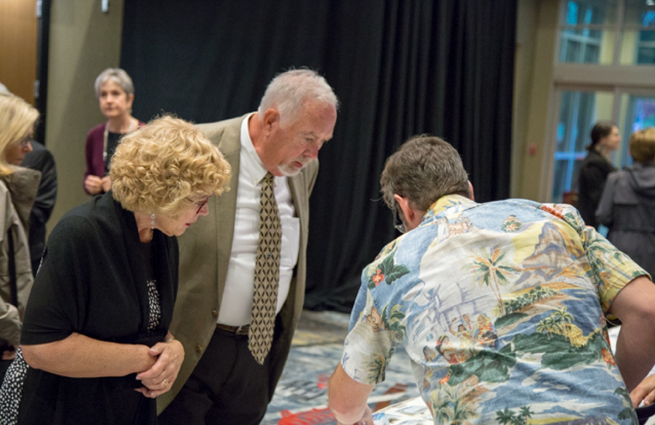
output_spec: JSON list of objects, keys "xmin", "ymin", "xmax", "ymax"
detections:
[{"xmin": 158, "ymin": 70, "xmax": 338, "ymax": 424}]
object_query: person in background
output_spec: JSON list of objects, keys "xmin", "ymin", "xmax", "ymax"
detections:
[
  {"xmin": 596, "ymin": 127, "xmax": 655, "ymax": 277},
  {"xmin": 84, "ymin": 68, "xmax": 144, "ymax": 195},
  {"xmin": 1, "ymin": 82, "xmax": 57, "ymax": 276},
  {"xmin": 328, "ymin": 135, "xmax": 655, "ymax": 425},
  {"xmin": 20, "ymin": 140, "xmax": 57, "ymax": 276},
  {"xmin": 577, "ymin": 120, "xmax": 621, "ymax": 229},
  {"xmin": 0, "ymin": 116, "xmax": 231, "ymax": 425},
  {"xmin": 0, "ymin": 94, "xmax": 40, "ymax": 380},
  {"xmin": 158, "ymin": 69, "xmax": 338, "ymax": 424}
]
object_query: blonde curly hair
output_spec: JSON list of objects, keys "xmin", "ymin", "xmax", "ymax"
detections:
[
  {"xmin": 0, "ymin": 94, "xmax": 39, "ymax": 176},
  {"xmin": 111, "ymin": 115, "xmax": 231, "ymax": 217}
]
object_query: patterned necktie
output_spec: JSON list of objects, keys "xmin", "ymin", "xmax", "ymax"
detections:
[{"xmin": 249, "ymin": 172, "xmax": 282, "ymax": 364}]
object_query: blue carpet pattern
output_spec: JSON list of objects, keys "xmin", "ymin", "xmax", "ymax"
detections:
[{"xmin": 262, "ymin": 311, "xmax": 420, "ymax": 425}]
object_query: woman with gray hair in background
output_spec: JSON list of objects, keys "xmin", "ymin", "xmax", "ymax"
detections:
[{"xmin": 84, "ymin": 68, "xmax": 144, "ymax": 195}]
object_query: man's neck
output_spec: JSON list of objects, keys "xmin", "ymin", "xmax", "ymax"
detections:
[{"xmin": 247, "ymin": 113, "xmax": 268, "ymax": 165}]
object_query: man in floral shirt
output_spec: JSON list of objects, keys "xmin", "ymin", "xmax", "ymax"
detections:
[{"xmin": 328, "ymin": 135, "xmax": 655, "ymax": 425}]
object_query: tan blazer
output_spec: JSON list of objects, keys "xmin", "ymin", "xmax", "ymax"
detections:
[
  {"xmin": 157, "ymin": 114, "xmax": 318, "ymax": 412},
  {"xmin": 0, "ymin": 167, "xmax": 39, "ymax": 347}
]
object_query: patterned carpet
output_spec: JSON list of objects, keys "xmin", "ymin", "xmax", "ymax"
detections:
[{"xmin": 262, "ymin": 310, "xmax": 420, "ymax": 424}]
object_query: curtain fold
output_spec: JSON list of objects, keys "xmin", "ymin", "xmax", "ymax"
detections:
[{"xmin": 121, "ymin": 0, "xmax": 516, "ymax": 312}]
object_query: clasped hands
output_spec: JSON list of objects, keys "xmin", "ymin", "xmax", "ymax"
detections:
[
  {"xmin": 84, "ymin": 175, "xmax": 112, "ymax": 195},
  {"xmin": 135, "ymin": 338, "xmax": 184, "ymax": 399}
]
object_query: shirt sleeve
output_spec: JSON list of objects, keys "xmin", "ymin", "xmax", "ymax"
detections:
[
  {"xmin": 542, "ymin": 203, "xmax": 650, "ymax": 313},
  {"xmin": 341, "ymin": 278, "xmax": 401, "ymax": 385},
  {"xmin": 20, "ymin": 216, "xmax": 97, "ymax": 345}
]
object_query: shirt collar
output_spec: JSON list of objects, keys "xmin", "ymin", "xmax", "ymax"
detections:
[
  {"xmin": 240, "ymin": 113, "xmax": 270, "ymax": 185},
  {"xmin": 423, "ymin": 194, "xmax": 477, "ymax": 223}
]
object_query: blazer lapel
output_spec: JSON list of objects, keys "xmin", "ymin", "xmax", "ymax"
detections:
[
  {"xmin": 286, "ymin": 171, "xmax": 306, "ymax": 313},
  {"xmin": 287, "ymin": 173, "xmax": 305, "ymax": 227},
  {"xmin": 213, "ymin": 121, "xmax": 242, "ymax": 298}
]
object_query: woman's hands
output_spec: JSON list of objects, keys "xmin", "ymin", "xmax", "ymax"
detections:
[
  {"xmin": 135, "ymin": 337, "xmax": 185, "ymax": 398},
  {"xmin": 84, "ymin": 175, "xmax": 111, "ymax": 194},
  {"xmin": 101, "ymin": 176, "xmax": 112, "ymax": 193},
  {"xmin": 84, "ymin": 175, "xmax": 103, "ymax": 195}
]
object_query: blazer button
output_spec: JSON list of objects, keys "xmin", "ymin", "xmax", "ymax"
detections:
[
  {"xmin": 212, "ymin": 309, "xmax": 218, "ymax": 319},
  {"xmin": 195, "ymin": 344, "xmax": 202, "ymax": 354}
]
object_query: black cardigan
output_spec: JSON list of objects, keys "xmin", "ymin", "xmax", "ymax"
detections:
[
  {"xmin": 18, "ymin": 192, "xmax": 179, "ymax": 425},
  {"xmin": 577, "ymin": 149, "xmax": 616, "ymax": 229}
]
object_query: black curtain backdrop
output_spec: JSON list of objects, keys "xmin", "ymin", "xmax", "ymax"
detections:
[{"xmin": 121, "ymin": 0, "xmax": 516, "ymax": 312}]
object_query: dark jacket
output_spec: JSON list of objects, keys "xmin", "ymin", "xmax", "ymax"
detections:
[
  {"xmin": 16, "ymin": 192, "xmax": 179, "ymax": 424},
  {"xmin": 577, "ymin": 149, "xmax": 616, "ymax": 229},
  {"xmin": 21, "ymin": 141, "xmax": 57, "ymax": 275},
  {"xmin": 596, "ymin": 162, "xmax": 655, "ymax": 277}
]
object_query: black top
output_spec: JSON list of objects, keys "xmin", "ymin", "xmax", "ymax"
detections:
[
  {"xmin": 17, "ymin": 192, "xmax": 179, "ymax": 425},
  {"xmin": 577, "ymin": 149, "xmax": 616, "ymax": 229},
  {"xmin": 105, "ymin": 132, "xmax": 122, "ymax": 175},
  {"xmin": 20, "ymin": 140, "xmax": 57, "ymax": 275}
]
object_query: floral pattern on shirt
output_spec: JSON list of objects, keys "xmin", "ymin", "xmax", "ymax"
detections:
[{"xmin": 342, "ymin": 195, "xmax": 648, "ymax": 425}]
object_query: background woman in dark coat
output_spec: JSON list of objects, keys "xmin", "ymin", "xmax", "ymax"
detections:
[
  {"xmin": 577, "ymin": 120, "xmax": 622, "ymax": 229},
  {"xmin": 0, "ymin": 116, "xmax": 231, "ymax": 425},
  {"xmin": 597, "ymin": 127, "xmax": 655, "ymax": 277}
]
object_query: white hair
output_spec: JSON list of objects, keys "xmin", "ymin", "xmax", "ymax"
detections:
[
  {"xmin": 94, "ymin": 68, "xmax": 135, "ymax": 98},
  {"xmin": 0, "ymin": 82, "xmax": 10, "ymax": 95},
  {"xmin": 258, "ymin": 69, "xmax": 339, "ymax": 126}
]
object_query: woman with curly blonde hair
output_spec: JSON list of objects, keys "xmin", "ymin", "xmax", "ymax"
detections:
[
  {"xmin": 0, "ymin": 94, "xmax": 40, "ymax": 380},
  {"xmin": 0, "ymin": 115, "xmax": 231, "ymax": 425}
]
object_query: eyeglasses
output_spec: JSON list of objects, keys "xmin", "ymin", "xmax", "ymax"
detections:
[
  {"xmin": 188, "ymin": 196, "xmax": 211, "ymax": 214},
  {"xmin": 393, "ymin": 207, "xmax": 406, "ymax": 234},
  {"xmin": 17, "ymin": 135, "xmax": 33, "ymax": 149}
]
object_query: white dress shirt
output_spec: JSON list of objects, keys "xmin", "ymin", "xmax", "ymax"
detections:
[{"xmin": 217, "ymin": 114, "xmax": 300, "ymax": 326}]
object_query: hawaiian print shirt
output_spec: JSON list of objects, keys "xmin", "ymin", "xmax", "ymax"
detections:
[{"xmin": 342, "ymin": 195, "xmax": 650, "ymax": 425}]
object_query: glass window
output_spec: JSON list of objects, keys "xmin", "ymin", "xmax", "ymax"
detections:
[
  {"xmin": 559, "ymin": 0, "xmax": 655, "ymax": 65},
  {"xmin": 624, "ymin": 0, "xmax": 655, "ymax": 27},
  {"xmin": 561, "ymin": 0, "xmax": 617, "ymax": 25},
  {"xmin": 616, "ymin": 94, "xmax": 655, "ymax": 167},
  {"xmin": 552, "ymin": 90, "xmax": 614, "ymax": 203},
  {"xmin": 560, "ymin": 29, "xmax": 608, "ymax": 63}
]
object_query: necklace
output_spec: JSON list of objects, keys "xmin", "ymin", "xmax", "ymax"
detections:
[{"xmin": 103, "ymin": 117, "xmax": 136, "ymax": 163}]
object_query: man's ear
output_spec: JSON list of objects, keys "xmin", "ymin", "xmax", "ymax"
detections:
[
  {"xmin": 468, "ymin": 181, "xmax": 475, "ymax": 201},
  {"xmin": 394, "ymin": 194, "xmax": 423, "ymax": 230},
  {"xmin": 394, "ymin": 194, "xmax": 413, "ymax": 221},
  {"xmin": 262, "ymin": 108, "xmax": 280, "ymax": 136}
]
